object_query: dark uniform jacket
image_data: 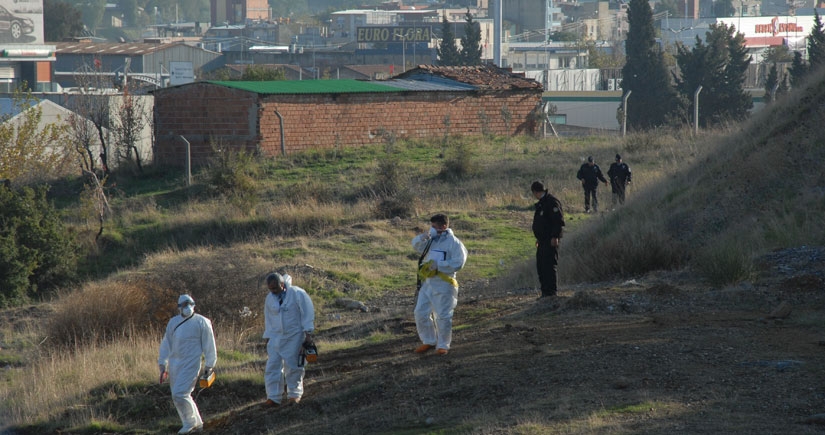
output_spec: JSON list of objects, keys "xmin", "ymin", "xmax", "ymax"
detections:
[
  {"xmin": 532, "ymin": 192, "xmax": 565, "ymax": 243},
  {"xmin": 577, "ymin": 163, "xmax": 607, "ymax": 188},
  {"xmin": 608, "ymin": 162, "xmax": 632, "ymax": 185}
]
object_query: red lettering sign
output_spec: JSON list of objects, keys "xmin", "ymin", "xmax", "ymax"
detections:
[{"xmin": 754, "ymin": 17, "xmax": 804, "ymax": 35}]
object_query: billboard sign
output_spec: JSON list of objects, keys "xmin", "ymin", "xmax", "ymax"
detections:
[
  {"xmin": 717, "ymin": 16, "xmax": 808, "ymax": 39},
  {"xmin": 356, "ymin": 26, "xmax": 433, "ymax": 43},
  {"xmin": 717, "ymin": 15, "xmax": 810, "ymax": 50},
  {"xmin": 0, "ymin": 0, "xmax": 43, "ymax": 44},
  {"xmin": 169, "ymin": 61, "xmax": 194, "ymax": 86}
]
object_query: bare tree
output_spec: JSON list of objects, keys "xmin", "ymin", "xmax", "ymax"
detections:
[
  {"xmin": 65, "ymin": 100, "xmax": 110, "ymax": 242},
  {"xmin": 65, "ymin": 105, "xmax": 101, "ymax": 175},
  {"xmin": 64, "ymin": 61, "xmax": 117, "ymax": 242},
  {"xmin": 69, "ymin": 61, "xmax": 115, "ymax": 176},
  {"xmin": 80, "ymin": 167, "xmax": 110, "ymax": 242},
  {"xmin": 111, "ymin": 86, "xmax": 148, "ymax": 174}
]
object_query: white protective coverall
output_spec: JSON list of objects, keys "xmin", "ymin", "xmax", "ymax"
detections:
[
  {"xmin": 412, "ymin": 228, "xmax": 468, "ymax": 350},
  {"xmin": 263, "ymin": 274, "xmax": 315, "ymax": 403},
  {"xmin": 158, "ymin": 304, "xmax": 217, "ymax": 432}
]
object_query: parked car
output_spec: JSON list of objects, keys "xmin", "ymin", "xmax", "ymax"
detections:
[{"xmin": 0, "ymin": 5, "xmax": 34, "ymax": 40}]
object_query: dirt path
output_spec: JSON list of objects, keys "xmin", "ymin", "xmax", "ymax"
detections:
[{"xmin": 198, "ymin": 247, "xmax": 825, "ymax": 434}]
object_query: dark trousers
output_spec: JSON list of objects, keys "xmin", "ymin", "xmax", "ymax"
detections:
[
  {"xmin": 611, "ymin": 182, "xmax": 626, "ymax": 206},
  {"xmin": 536, "ymin": 242, "xmax": 559, "ymax": 296},
  {"xmin": 583, "ymin": 186, "xmax": 598, "ymax": 212}
]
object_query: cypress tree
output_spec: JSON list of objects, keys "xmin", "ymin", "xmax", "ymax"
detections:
[
  {"xmin": 764, "ymin": 63, "xmax": 779, "ymax": 103},
  {"xmin": 808, "ymin": 11, "xmax": 825, "ymax": 70},
  {"xmin": 621, "ymin": 0, "xmax": 678, "ymax": 130},
  {"xmin": 437, "ymin": 14, "xmax": 461, "ymax": 66},
  {"xmin": 459, "ymin": 10, "xmax": 482, "ymax": 65},
  {"xmin": 789, "ymin": 51, "xmax": 808, "ymax": 87},
  {"xmin": 722, "ymin": 25, "xmax": 753, "ymax": 121}
]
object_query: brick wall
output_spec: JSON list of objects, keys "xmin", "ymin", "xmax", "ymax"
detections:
[
  {"xmin": 154, "ymin": 83, "xmax": 542, "ymax": 167},
  {"xmin": 154, "ymin": 83, "xmax": 259, "ymax": 167}
]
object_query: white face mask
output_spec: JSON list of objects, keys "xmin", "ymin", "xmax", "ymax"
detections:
[
  {"xmin": 429, "ymin": 227, "xmax": 438, "ymax": 238},
  {"xmin": 180, "ymin": 305, "xmax": 194, "ymax": 318}
]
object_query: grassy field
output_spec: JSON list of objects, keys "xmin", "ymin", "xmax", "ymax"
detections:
[{"xmin": 2, "ymin": 74, "xmax": 825, "ymax": 433}]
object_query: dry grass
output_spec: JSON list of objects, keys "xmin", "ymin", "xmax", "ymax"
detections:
[
  {"xmin": 1, "ymin": 333, "xmax": 161, "ymax": 427},
  {"xmin": 46, "ymin": 280, "xmax": 173, "ymax": 348},
  {"xmin": 3, "ymin": 85, "xmax": 825, "ymax": 432},
  {"xmin": 1, "ymin": 326, "xmax": 261, "ymax": 431},
  {"xmin": 558, "ymin": 87, "xmax": 825, "ymax": 284}
]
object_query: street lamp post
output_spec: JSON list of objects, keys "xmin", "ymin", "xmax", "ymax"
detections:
[
  {"xmin": 739, "ymin": 0, "xmax": 743, "ymax": 30},
  {"xmin": 694, "ymin": 85, "xmax": 703, "ymax": 135},
  {"xmin": 622, "ymin": 90, "xmax": 631, "ymax": 137},
  {"xmin": 412, "ymin": 23, "xmax": 416, "ymax": 67},
  {"xmin": 312, "ymin": 42, "xmax": 316, "ymax": 79}
]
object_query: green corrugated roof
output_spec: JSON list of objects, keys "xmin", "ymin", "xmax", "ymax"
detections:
[{"xmin": 208, "ymin": 80, "xmax": 402, "ymax": 94}]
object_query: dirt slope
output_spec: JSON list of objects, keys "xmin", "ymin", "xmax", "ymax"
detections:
[{"xmin": 191, "ymin": 246, "xmax": 825, "ymax": 434}]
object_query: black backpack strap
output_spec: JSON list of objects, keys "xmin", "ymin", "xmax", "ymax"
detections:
[
  {"xmin": 415, "ymin": 238, "xmax": 434, "ymax": 296},
  {"xmin": 173, "ymin": 315, "xmax": 193, "ymax": 334}
]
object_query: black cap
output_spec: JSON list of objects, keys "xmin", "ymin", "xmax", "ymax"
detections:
[
  {"xmin": 615, "ymin": 154, "xmax": 621, "ymax": 161},
  {"xmin": 587, "ymin": 156, "xmax": 594, "ymax": 162}
]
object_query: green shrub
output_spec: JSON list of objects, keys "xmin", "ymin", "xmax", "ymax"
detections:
[
  {"xmin": 439, "ymin": 140, "xmax": 478, "ymax": 180},
  {"xmin": 374, "ymin": 189, "xmax": 416, "ymax": 219},
  {"xmin": 372, "ymin": 157, "xmax": 416, "ymax": 218},
  {"xmin": 374, "ymin": 158, "xmax": 403, "ymax": 197},
  {"xmin": 0, "ymin": 185, "xmax": 78, "ymax": 307},
  {"xmin": 0, "ymin": 232, "xmax": 33, "ymax": 307},
  {"xmin": 203, "ymin": 145, "xmax": 260, "ymax": 213}
]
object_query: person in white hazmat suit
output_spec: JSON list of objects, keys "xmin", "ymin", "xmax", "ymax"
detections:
[
  {"xmin": 158, "ymin": 294, "xmax": 217, "ymax": 434},
  {"xmin": 262, "ymin": 272, "xmax": 315, "ymax": 407},
  {"xmin": 412, "ymin": 213, "xmax": 468, "ymax": 355}
]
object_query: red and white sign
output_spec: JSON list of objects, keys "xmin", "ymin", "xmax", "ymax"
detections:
[{"xmin": 718, "ymin": 15, "xmax": 808, "ymax": 38}]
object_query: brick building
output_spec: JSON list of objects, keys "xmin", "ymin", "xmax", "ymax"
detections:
[{"xmin": 152, "ymin": 65, "xmax": 543, "ymax": 167}]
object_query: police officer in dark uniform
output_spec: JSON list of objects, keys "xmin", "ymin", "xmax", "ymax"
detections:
[
  {"xmin": 531, "ymin": 181, "xmax": 565, "ymax": 298},
  {"xmin": 576, "ymin": 156, "xmax": 608, "ymax": 213},
  {"xmin": 607, "ymin": 154, "xmax": 632, "ymax": 207}
]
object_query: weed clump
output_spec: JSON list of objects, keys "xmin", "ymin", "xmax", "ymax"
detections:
[
  {"xmin": 203, "ymin": 144, "xmax": 260, "ymax": 214},
  {"xmin": 372, "ymin": 157, "xmax": 416, "ymax": 218},
  {"xmin": 439, "ymin": 140, "xmax": 478, "ymax": 180},
  {"xmin": 694, "ymin": 242, "xmax": 755, "ymax": 286}
]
